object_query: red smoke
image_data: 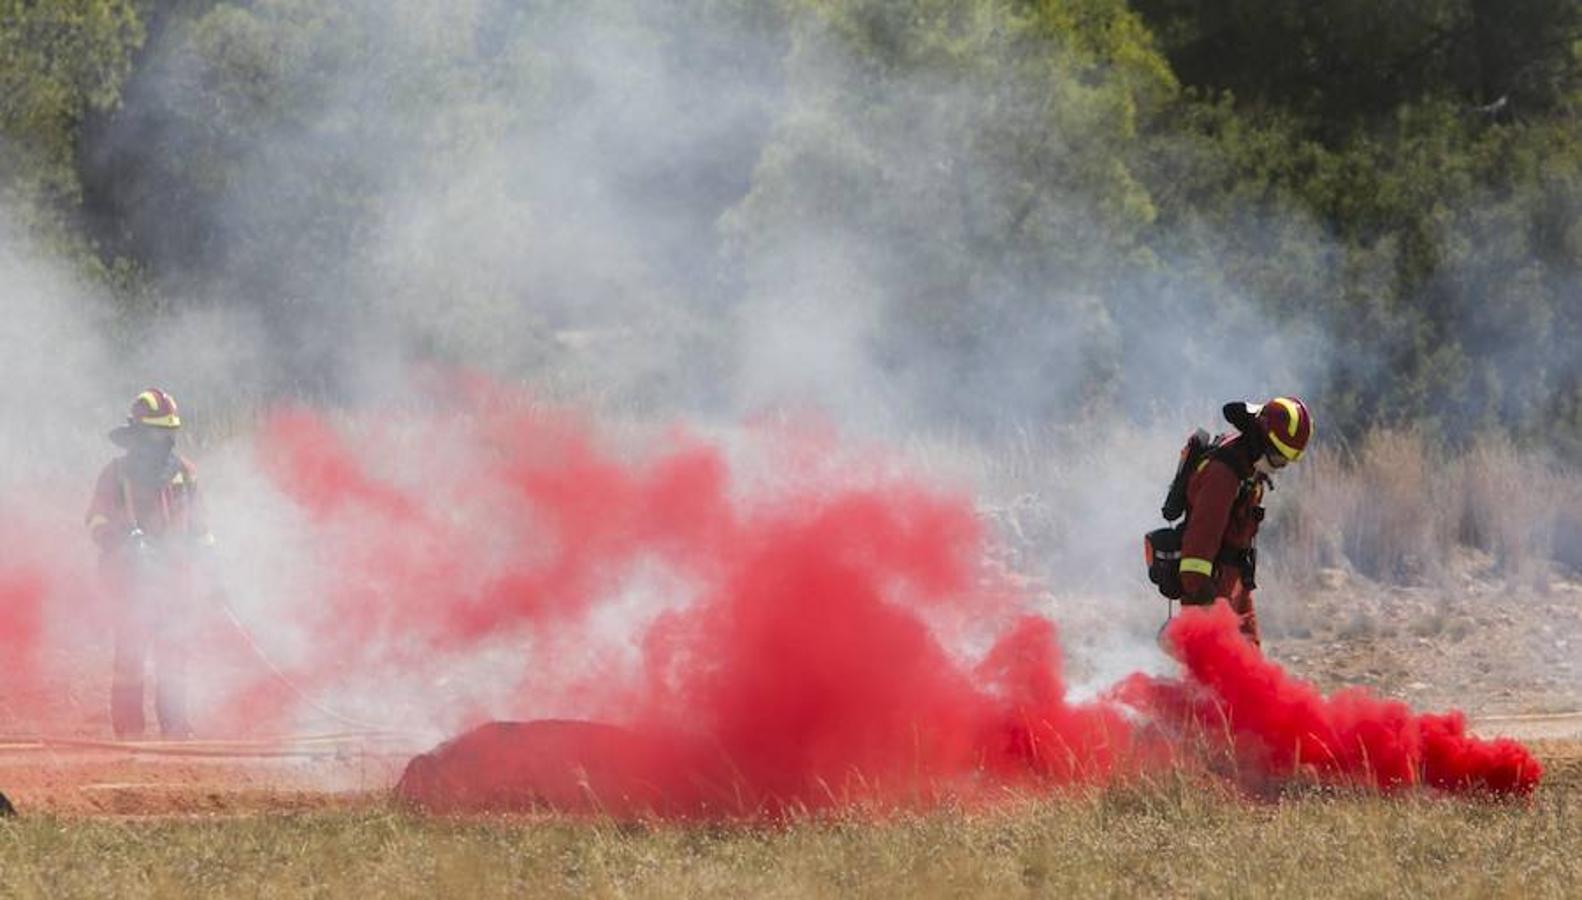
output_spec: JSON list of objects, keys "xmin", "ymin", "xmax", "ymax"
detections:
[
  {"xmin": 0, "ymin": 504, "xmax": 105, "ymax": 730},
  {"xmin": 0, "ymin": 380, "xmax": 1543, "ymax": 812},
  {"xmin": 227, "ymin": 381, "xmax": 1526, "ymax": 814},
  {"xmin": 243, "ymin": 391, "xmax": 1136, "ymax": 809},
  {"xmin": 0, "ymin": 556, "xmax": 46, "ymax": 681},
  {"xmin": 624, "ymin": 491, "xmax": 1135, "ymax": 811},
  {"xmin": 1118, "ymin": 603, "xmax": 1541, "ymax": 796}
]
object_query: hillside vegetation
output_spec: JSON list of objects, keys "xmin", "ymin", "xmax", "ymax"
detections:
[{"xmin": 7, "ymin": 0, "xmax": 1582, "ymax": 445}]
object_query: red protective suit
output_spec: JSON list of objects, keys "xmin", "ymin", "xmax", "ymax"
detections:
[
  {"xmin": 1177, "ymin": 433, "xmax": 1266, "ymax": 647},
  {"xmin": 86, "ymin": 452, "xmax": 211, "ymax": 738}
]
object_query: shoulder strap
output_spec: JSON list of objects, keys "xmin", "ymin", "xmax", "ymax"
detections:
[{"xmin": 1206, "ymin": 434, "xmax": 1256, "ymax": 482}]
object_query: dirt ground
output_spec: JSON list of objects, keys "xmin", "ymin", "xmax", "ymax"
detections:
[
  {"xmin": 0, "ymin": 738, "xmax": 411, "ymax": 817},
  {"xmin": 1261, "ymin": 561, "xmax": 1582, "ymax": 718},
  {"xmin": 0, "ymin": 631, "xmax": 421, "ymax": 817}
]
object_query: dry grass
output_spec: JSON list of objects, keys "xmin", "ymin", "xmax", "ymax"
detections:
[
  {"xmin": 1268, "ymin": 445, "xmax": 1356, "ymax": 580},
  {"xmin": 1270, "ymin": 430, "xmax": 1577, "ymax": 589},
  {"xmin": 905, "ymin": 420, "xmax": 1582, "ymax": 605},
  {"xmin": 1277, "ymin": 429, "xmax": 1452, "ymax": 585},
  {"xmin": 1456, "ymin": 436, "xmax": 1564, "ymax": 591},
  {"xmin": 0, "ymin": 784, "xmax": 1575, "ymax": 899}
]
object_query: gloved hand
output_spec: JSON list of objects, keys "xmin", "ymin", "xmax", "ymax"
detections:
[
  {"xmin": 126, "ymin": 528, "xmax": 153, "ymax": 561},
  {"xmin": 1178, "ymin": 571, "xmax": 1218, "ymax": 606}
]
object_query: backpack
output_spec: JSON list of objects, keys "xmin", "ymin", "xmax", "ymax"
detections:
[{"xmin": 1143, "ymin": 429, "xmax": 1216, "ymax": 600}]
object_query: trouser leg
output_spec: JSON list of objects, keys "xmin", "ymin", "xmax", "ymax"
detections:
[
  {"xmin": 111, "ymin": 603, "xmax": 150, "ymax": 738},
  {"xmin": 153, "ymin": 633, "xmax": 191, "ymax": 738},
  {"xmin": 1225, "ymin": 577, "xmax": 1260, "ymax": 649}
]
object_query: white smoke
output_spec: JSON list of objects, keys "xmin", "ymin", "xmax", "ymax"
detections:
[{"xmin": 2, "ymin": 0, "xmax": 1342, "ymax": 740}]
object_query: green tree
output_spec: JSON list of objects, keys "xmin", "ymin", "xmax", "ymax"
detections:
[
  {"xmin": 0, "ymin": 0, "xmax": 143, "ymax": 238},
  {"xmin": 1134, "ymin": 0, "xmax": 1582, "ymax": 127},
  {"xmin": 726, "ymin": 0, "xmax": 1176, "ymax": 427}
]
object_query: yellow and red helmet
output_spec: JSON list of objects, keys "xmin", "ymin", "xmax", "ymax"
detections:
[
  {"xmin": 129, "ymin": 388, "xmax": 181, "ymax": 429},
  {"xmin": 1254, "ymin": 396, "xmax": 1312, "ymax": 463}
]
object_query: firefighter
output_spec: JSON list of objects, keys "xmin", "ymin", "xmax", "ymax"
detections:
[
  {"xmin": 1177, "ymin": 396, "xmax": 1313, "ymax": 648},
  {"xmin": 86, "ymin": 389, "xmax": 214, "ymax": 739}
]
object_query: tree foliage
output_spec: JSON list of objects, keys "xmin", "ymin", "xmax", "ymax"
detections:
[
  {"xmin": 725, "ymin": 0, "xmax": 1177, "ymax": 424},
  {"xmin": 0, "ymin": 0, "xmax": 142, "ymax": 242},
  {"xmin": 3, "ymin": 0, "xmax": 1582, "ymax": 449},
  {"xmin": 1134, "ymin": 0, "xmax": 1582, "ymax": 125}
]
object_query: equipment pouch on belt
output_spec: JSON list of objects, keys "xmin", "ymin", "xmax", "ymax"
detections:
[
  {"xmin": 1144, "ymin": 525, "xmax": 1185, "ymax": 600},
  {"xmin": 1218, "ymin": 545, "xmax": 1258, "ymax": 591}
]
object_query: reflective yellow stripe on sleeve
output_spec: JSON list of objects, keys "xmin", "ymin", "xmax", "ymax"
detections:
[
  {"xmin": 1180, "ymin": 557, "xmax": 1214, "ymax": 577},
  {"xmin": 88, "ymin": 514, "xmax": 110, "ymax": 530}
]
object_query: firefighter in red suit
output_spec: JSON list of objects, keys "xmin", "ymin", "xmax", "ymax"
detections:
[
  {"xmin": 86, "ymin": 389, "xmax": 214, "ymax": 738},
  {"xmin": 1178, "ymin": 397, "xmax": 1314, "ymax": 648}
]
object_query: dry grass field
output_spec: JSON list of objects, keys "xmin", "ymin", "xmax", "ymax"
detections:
[
  {"xmin": 3, "ymin": 730, "xmax": 1580, "ymax": 900},
  {"xmin": 1, "ymin": 771, "xmax": 1578, "ymax": 899}
]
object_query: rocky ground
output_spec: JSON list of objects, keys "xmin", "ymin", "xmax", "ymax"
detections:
[{"xmin": 1261, "ymin": 556, "xmax": 1582, "ymax": 718}]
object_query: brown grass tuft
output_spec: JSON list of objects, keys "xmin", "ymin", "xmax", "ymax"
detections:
[
  {"xmin": 1266, "ymin": 429, "xmax": 1580, "ymax": 590},
  {"xmin": 1456, "ymin": 435, "xmax": 1561, "ymax": 591}
]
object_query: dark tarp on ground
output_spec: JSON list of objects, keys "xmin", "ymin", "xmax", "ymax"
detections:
[{"xmin": 395, "ymin": 720, "xmax": 725, "ymax": 817}]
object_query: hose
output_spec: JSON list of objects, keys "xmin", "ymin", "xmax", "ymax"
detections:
[{"xmin": 210, "ymin": 593, "xmax": 402, "ymax": 735}]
